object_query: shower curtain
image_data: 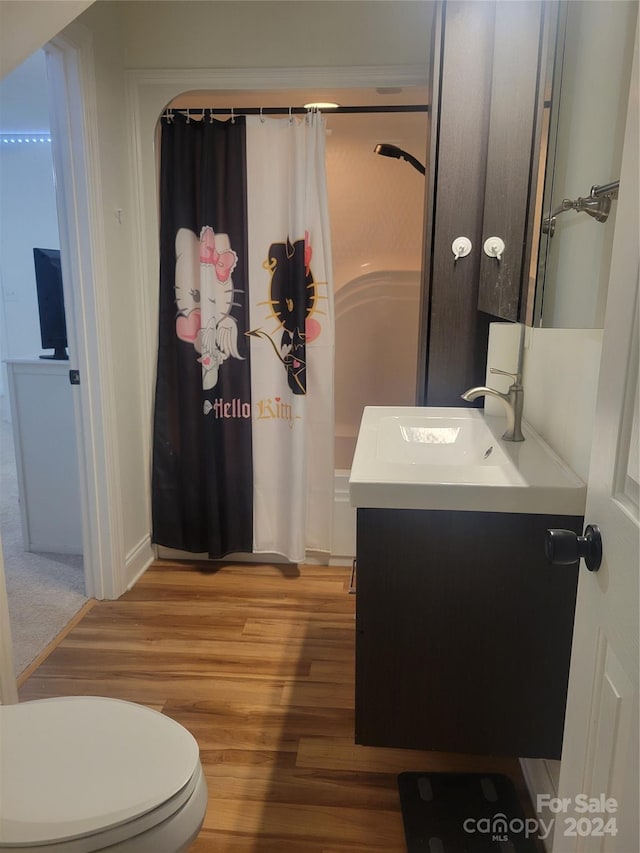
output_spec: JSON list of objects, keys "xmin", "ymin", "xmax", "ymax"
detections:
[{"xmin": 152, "ymin": 111, "xmax": 334, "ymax": 562}]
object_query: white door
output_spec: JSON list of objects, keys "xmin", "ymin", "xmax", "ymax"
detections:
[{"xmin": 551, "ymin": 25, "xmax": 639, "ymax": 853}]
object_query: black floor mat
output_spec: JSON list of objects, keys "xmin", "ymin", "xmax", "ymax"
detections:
[{"xmin": 397, "ymin": 772, "xmax": 542, "ymax": 852}]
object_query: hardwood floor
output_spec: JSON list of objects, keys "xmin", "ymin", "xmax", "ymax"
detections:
[{"xmin": 19, "ymin": 561, "xmax": 536, "ymax": 851}]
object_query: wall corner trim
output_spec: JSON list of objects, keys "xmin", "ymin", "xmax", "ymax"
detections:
[
  {"xmin": 45, "ymin": 27, "xmax": 127, "ymax": 600},
  {"xmin": 125, "ymin": 535, "xmax": 155, "ymax": 591}
]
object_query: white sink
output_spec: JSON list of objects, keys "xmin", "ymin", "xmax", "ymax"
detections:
[
  {"xmin": 349, "ymin": 406, "xmax": 586, "ymax": 515},
  {"xmin": 376, "ymin": 413, "xmax": 513, "ymax": 468}
]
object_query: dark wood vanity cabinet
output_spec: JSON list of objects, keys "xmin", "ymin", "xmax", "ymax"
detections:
[{"xmin": 355, "ymin": 507, "xmax": 582, "ymax": 759}]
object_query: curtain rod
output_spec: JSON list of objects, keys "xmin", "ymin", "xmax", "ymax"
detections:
[
  {"xmin": 162, "ymin": 105, "xmax": 430, "ymax": 120},
  {"xmin": 162, "ymin": 101, "xmax": 554, "ymax": 119}
]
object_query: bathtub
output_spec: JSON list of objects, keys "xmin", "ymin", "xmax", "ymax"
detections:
[{"xmin": 331, "ymin": 270, "xmax": 422, "ymax": 562}]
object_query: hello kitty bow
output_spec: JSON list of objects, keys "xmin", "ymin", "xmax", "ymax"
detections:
[{"xmin": 199, "ymin": 226, "xmax": 238, "ymax": 282}]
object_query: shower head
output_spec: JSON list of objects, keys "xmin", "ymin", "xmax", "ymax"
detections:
[
  {"xmin": 374, "ymin": 143, "xmax": 426, "ymax": 175},
  {"xmin": 374, "ymin": 143, "xmax": 403, "ymax": 159}
]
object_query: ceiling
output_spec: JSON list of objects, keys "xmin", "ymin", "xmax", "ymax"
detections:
[
  {"xmin": 0, "ymin": 50, "xmax": 50, "ymax": 134},
  {"xmin": 171, "ymin": 85, "xmax": 428, "ymax": 111}
]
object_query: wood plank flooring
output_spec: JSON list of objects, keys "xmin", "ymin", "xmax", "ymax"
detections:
[{"xmin": 19, "ymin": 561, "xmax": 537, "ymax": 851}]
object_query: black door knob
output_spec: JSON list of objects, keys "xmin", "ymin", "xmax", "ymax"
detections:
[{"xmin": 545, "ymin": 524, "xmax": 602, "ymax": 572}]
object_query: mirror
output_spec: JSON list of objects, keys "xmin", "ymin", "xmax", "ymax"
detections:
[{"xmin": 533, "ymin": 0, "xmax": 637, "ymax": 328}]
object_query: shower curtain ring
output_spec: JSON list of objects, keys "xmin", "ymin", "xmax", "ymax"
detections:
[
  {"xmin": 186, "ymin": 108, "xmax": 190, "ymax": 124},
  {"xmin": 289, "ymin": 106, "xmax": 293, "ymax": 124},
  {"xmin": 260, "ymin": 107, "xmax": 265, "ymax": 124},
  {"xmin": 209, "ymin": 108, "xmax": 214, "ymax": 124},
  {"xmin": 231, "ymin": 107, "xmax": 235, "ymax": 124}
]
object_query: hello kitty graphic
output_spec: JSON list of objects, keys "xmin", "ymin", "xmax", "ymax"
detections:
[
  {"xmin": 247, "ymin": 233, "xmax": 324, "ymax": 395},
  {"xmin": 174, "ymin": 226, "xmax": 242, "ymax": 390}
]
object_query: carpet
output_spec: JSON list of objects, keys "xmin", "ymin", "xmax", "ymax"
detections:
[
  {"xmin": 1, "ymin": 416, "xmax": 88, "ymax": 676},
  {"xmin": 397, "ymin": 772, "xmax": 541, "ymax": 852}
]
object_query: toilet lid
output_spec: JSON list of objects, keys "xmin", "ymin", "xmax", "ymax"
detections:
[{"xmin": 0, "ymin": 696, "xmax": 201, "ymax": 847}]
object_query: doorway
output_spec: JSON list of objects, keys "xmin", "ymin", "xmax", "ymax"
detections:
[
  {"xmin": 156, "ymin": 86, "xmax": 430, "ymax": 562},
  {"xmin": 0, "ymin": 49, "xmax": 88, "ymax": 676}
]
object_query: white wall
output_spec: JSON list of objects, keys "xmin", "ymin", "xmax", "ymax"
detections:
[
  {"xmin": 0, "ymin": 143, "xmax": 59, "ymax": 359},
  {"xmin": 62, "ymin": 0, "xmax": 433, "ymax": 564},
  {"xmin": 485, "ymin": 323, "xmax": 602, "ymax": 486},
  {"xmin": 68, "ymin": 2, "xmax": 149, "ymax": 560},
  {"xmin": 522, "ymin": 328, "xmax": 602, "ymax": 484},
  {"xmin": 541, "ymin": 0, "xmax": 637, "ymax": 328},
  {"xmin": 120, "ymin": 1, "xmax": 435, "ymax": 70},
  {"xmin": 0, "ymin": 50, "xmax": 59, "ymax": 401}
]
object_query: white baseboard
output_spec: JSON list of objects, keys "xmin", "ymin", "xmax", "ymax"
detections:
[
  {"xmin": 519, "ymin": 758, "xmax": 561, "ymax": 852},
  {"xmin": 125, "ymin": 535, "xmax": 155, "ymax": 589},
  {"xmin": 329, "ymin": 556, "xmax": 353, "ymax": 567}
]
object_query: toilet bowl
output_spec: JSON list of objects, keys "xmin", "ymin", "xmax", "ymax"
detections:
[{"xmin": 0, "ymin": 696, "xmax": 208, "ymax": 852}]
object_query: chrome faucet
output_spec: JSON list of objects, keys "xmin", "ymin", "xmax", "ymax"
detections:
[{"xmin": 461, "ymin": 368, "xmax": 525, "ymax": 442}]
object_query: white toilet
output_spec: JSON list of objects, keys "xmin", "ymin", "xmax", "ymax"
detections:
[{"xmin": 0, "ymin": 696, "xmax": 207, "ymax": 852}]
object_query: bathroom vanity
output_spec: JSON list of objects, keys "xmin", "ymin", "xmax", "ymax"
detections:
[{"xmin": 350, "ymin": 407, "xmax": 586, "ymax": 759}]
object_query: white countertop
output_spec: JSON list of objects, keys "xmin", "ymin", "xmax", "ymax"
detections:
[{"xmin": 349, "ymin": 407, "xmax": 586, "ymax": 516}]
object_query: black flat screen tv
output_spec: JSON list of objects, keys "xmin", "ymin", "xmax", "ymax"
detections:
[{"xmin": 33, "ymin": 247, "xmax": 68, "ymax": 360}]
